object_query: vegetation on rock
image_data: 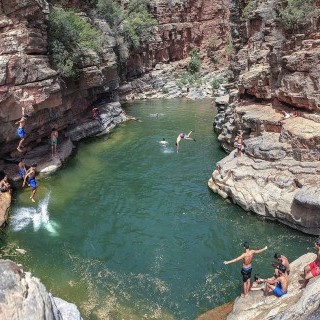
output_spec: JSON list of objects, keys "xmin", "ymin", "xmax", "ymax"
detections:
[
  {"xmin": 96, "ymin": 0, "xmax": 157, "ymax": 75},
  {"xmin": 47, "ymin": 7, "xmax": 103, "ymax": 79},
  {"xmin": 277, "ymin": 0, "xmax": 319, "ymax": 30}
]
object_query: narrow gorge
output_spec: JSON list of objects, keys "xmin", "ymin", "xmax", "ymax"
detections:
[{"xmin": 0, "ymin": 0, "xmax": 319, "ymax": 319}]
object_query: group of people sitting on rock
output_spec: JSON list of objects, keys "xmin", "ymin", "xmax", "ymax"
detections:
[{"xmin": 224, "ymin": 239, "xmax": 320, "ymax": 298}]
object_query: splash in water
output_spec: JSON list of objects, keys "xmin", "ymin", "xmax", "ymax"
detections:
[{"xmin": 10, "ymin": 192, "xmax": 59, "ymax": 235}]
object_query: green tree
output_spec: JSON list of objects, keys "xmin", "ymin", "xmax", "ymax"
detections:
[
  {"xmin": 47, "ymin": 7, "xmax": 103, "ymax": 79},
  {"xmin": 278, "ymin": 0, "xmax": 317, "ymax": 30},
  {"xmin": 96, "ymin": 0, "xmax": 157, "ymax": 74},
  {"xmin": 188, "ymin": 49, "xmax": 201, "ymax": 74}
]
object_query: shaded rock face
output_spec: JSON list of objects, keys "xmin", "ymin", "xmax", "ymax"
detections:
[
  {"xmin": 0, "ymin": 0, "xmax": 120, "ymax": 156},
  {"xmin": 0, "ymin": 259, "xmax": 82, "ymax": 320},
  {"xmin": 226, "ymin": 253, "xmax": 320, "ymax": 320},
  {"xmin": 126, "ymin": 0, "xmax": 231, "ymax": 78}
]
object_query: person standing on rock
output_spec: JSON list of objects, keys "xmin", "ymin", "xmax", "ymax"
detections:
[
  {"xmin": 224, "ymin": 242, "xmax": 268, "ymax": 298},
  {"xmin": 175, "ymin": 131, "xmax": 195, "ymax": 153},
  {"xmin": 234, "ymin": 132, "xmax": 243, "ymax": 157},
  {"xmin": 51, "ymin": 128, "xmax": 59, "ymax": 158},
  {"xmin": 23, "ymin": 163, "xmax": 37, "ymax": 203},
  {"xmin": 15, "ymin": 116, "xmax": 27, "ymax": 152},
  {"xmin": 300, "ymin": 238, "xmax": 320, "ymax": 289}
]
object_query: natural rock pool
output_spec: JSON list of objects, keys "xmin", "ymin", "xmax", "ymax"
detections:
[{"xmin": 5, "ymin": 99, "xmax": 312, "ymax": 319}]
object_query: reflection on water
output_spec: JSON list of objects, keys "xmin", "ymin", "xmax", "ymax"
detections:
[{"xmin": 4, "ymin": 99, "xmax": 313, "ymax": 320}]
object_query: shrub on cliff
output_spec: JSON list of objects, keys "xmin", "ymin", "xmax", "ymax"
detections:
[
  {"xmin": 96, "ymin": 0, "xmax": 157, "ymax": 73},
  {"xmin": 47, "ymin": 7, "xmax": 103, "ymax": 79},
  {"xmin": 188, "ymin": 49, "xmax": 202, "ymax": 74},
  {"xmin": 277, "ymin": 0, "xmax": 318, "ymax": 30},
  {"xmin": 241, "ymin": 0, "xmax": 257, "ymax": 21}
]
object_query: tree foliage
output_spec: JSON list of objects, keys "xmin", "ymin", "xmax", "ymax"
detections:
[
  {"xmin": 47, "ymin": 7, "xmax": 103, "ymax": 79},
  {"xmin": 278, "ymin": 0, "xmax": 318, "ymax": 30},
  {"xmin": 96, "ymin": 0, "xmax": 157, "ymax": 63}
]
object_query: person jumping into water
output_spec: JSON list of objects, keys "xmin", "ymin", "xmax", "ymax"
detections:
[
  {"xmin": 23, "ymin": 163, "xmax": 37, "ymax": 202},
  {"xmin": 224, "ymin": 241, "xmax": 268, "ymax": 298},
  {"xmin": 15, "ymin": 116, "xmax": 27, "ymax": 152},
  {"xmin": 175, "ymin": 131, "xmax": 195, "ymax": 152}
]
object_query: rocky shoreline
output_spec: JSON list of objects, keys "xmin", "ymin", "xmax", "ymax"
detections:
[{"xmin": 198, "ymin": 253, "xmax": 320, "ymax": 320}]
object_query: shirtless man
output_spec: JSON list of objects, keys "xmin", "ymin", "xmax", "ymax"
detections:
[
  {"xmin": 175, "ymin": 131, "xmax": 195, "ymax": 153},
  {"xmin": 264, "ymin": 265, "xmax": 288, "ymax": 297},
  {"xmin": 17, "ymin": 158, "xmax": 27, "ymax": 182},
  {"xmin": 51, "ymin": 128, "xmax": 59, "ymax": 158},
  {"xmin": 23, "ymin": 163, "xmax": 37, "ymax": 202},
  {"xmin": 274, "ymin": 253, "xmax": 290, "ymax": 275},
  {"xmin": 224, "ymin": 242, "xmax": 268, "ymax": 297},
  {"xmin": 235, "ymin": 132, "xmax": 243, "ymax": 157},
  {"xmin": 300, "ymin": 238, "xmax": 320, "ymax": 289},
  {"xmin": 15, "ymin": 116, "xmax": 27, "ymax": 152}
]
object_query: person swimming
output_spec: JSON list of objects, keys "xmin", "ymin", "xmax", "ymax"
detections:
[
  {"xmin": 175, "ymin": 131, "xmax": 195, "ymax": 152},
  {"xmin": 159, "ymin": 138, "xmax": 168, "ymax": 145}
]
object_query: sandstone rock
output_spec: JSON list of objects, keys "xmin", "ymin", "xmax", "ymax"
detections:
[
  {"xmin": 226, "ymin": 253, "xmax": 320, "ymax": 320},
  {"xmin": 0, "ymin": 191, "xmax": 11, "ymax": 227},
  {"xmin": 0, "ymin": 259, "xmax": 83, "ymax": 320}
]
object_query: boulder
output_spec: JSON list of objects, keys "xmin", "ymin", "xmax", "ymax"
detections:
[{"xmin": 0, "ymin": 259, "xmax": 82, "ymax": 320}]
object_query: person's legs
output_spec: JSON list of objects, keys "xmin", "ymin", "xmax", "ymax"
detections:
[
  {"xmin": 244, "ymin": 279, "xmax": 251, "ymax": 296},
  {"xmin": 30, "ymin": 187, "xmax": 37, "ymax": 202},
  {"xmin": 176, "ymin": 136, "xmax": 181, "ymax": 152},
  {"xmin": 17, "ymin": 138, "xmax": 25, "ymax": 152},
  {"xmin": 264, "ymin": 283, "xmax": 275, "ymax": 296}
]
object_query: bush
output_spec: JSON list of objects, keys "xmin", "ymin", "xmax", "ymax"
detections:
[
  {"xmin": 278, "ymin": 0, "xmax": 317, "ymax": 30},
  {"xmin": 47, "ymin": 7, "xmax": 103, "ymax": 79},
  {"xmin": 188, "ymin": 49, "xmax": 201, "ymax": 74},
  {"xmin": 211, "ymin": 76, "xmax": 227, "ymax": 90},
  {"xmin": 241, "ymin": 0, "xmax": 257, "ymax": 21},
  {"xmin": 97, "ymin": 0, "xmax": 157, "ymax": 62}
]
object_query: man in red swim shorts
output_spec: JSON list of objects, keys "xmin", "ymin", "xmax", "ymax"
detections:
[{"xmin": 300, "ymin": 238, "xmax": 320, "ymax": 289}]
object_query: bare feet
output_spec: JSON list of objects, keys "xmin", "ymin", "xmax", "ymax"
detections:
[
  {"xmin": 17, "ymin": 147, "xmax": 22, "ymax": 152},
  {"xmin": 31, "ymin": 198, "xmax": 35, "ymax": 202}
]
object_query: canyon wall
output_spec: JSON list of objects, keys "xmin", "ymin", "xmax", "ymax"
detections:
[
  {"xmin": 209, "ymin": 0, "xmax": 320, "ymax": 234},
  {"xmin": 126, "ymin": 0, "xmax": 231, "ymax": 78},
  {"xmin": 0, "ymin": 0, "xmax": 120, "ymax": 157}
]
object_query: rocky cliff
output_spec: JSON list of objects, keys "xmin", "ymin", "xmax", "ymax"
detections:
[
  {"xmin": 126, "ymin": 0, "xmax": 231, "ymax": 78},
  {"xmin": 0, "ymin": 0, "xmax": 120, "ymax": 157},
  {"xmin": 0, "ymin": 259, "xmax": 82, "ymax": 319},
  {"xmin": 209, "ymin": 0, "xmax": 320, "ymax": 235}
]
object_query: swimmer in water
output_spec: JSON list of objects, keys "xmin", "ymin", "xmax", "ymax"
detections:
[
  {"xmin": 175, "ymin": 131, "xmax": 195, "ymax": 152},
  {"xmin": 159, "ymin": 138, "xmax": 168, "ymax": 145}
]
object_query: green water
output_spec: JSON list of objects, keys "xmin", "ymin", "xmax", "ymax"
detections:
[{"xmin": 4, "ymin": 99, "xmax": 313, "ymax": 319}]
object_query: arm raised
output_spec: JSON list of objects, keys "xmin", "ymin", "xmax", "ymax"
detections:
[{"xmin": 224, "ymin": 253, "xmax": 244, "ymax": 265}]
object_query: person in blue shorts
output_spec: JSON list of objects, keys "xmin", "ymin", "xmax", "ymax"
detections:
[
  {"xmin": 17, "ymin": 158, "xmax": 27, "ymax": 181},
  {"xmin": 264, "ymin": 264, "xmax": 288, "ymax": 297},
  {"xmin": 175, "ymin": 130, "xmax": 195, "ymax": 152},
  {"xmin": 23, "ymin": 163, "xmax": 37, "ymax": 202},
  {"xmin": 15, "ymin": 116, "xmax": 27, "ymax": 152}
]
